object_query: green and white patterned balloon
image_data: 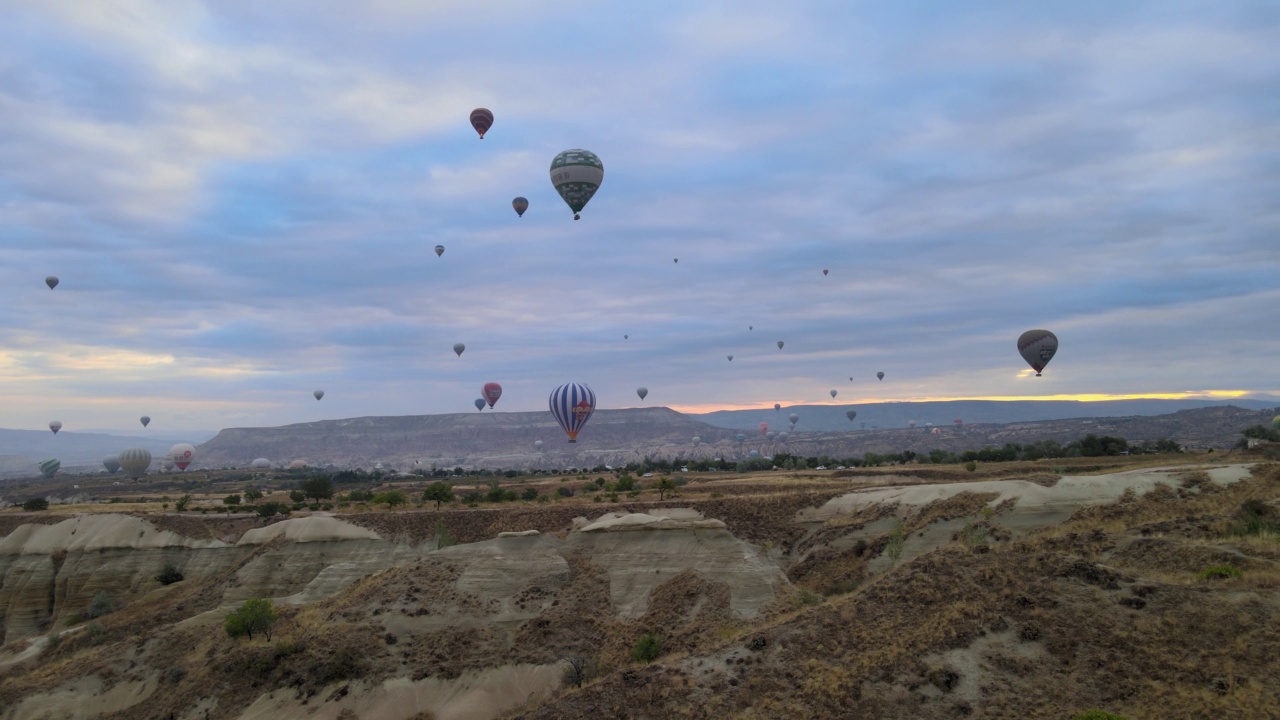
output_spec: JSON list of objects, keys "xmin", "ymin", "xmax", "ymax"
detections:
[
  {"xmin": 38, "ymin": 458, "xmax": 60, "ymax": 478},
  {"xmin": 550, "ymin": 149, "xmax": 603, "ymax": 220}
]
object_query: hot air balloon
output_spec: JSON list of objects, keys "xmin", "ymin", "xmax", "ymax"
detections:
[
  {"xmin": 550, "ymin": 382, "xmax": 596, "ymax": 443},
  {"xmin": 749, "ymin": 450, "xmax": 760, "ymax": 459},
  {"xmin": 789, "ymin": 413, "xmax": 799, "ymax": 425},
  {"xmin": 849, "ymin": 377, "xmax": 853, "ymax": 382},
  {"xmin": 103, "ymin": 455, "xmax": 120, "ymax": 473},
  {"xmin": 45, "ymin": 276, "xmax": 59, "ymax": 290},
  {"xmin": 624, "ymin": 335, "xmax": 629, "ymax": 340},
  {"xmin": 469, "ymin": 108, "xmax": 493, "ymax": 139},
  {"xmin": 765, "ymin": 431, "xmax": 776, "ymax": 441},
  {"xmin": 435, "ymin": 245, "xmax": 445, "ymax": 257},
  {"xmin": 49, "ymin": 421, "xmax": 61, "ymax": 435},
  {"xmin": 550, "ymin": 149, "xmax": 603, "ymax": 220},
  {"xmin": 1017, "ymin": 329, "xmax": 1058, "ymax": 376},
  {"xmin": 777, "ymin": 341, "xmax": 784, "ymax": 350},
  {"xmin": 483, "ymin": 382, "xmax": 503, "ymax": 408},
  {"xmin": 140, "ymin": 416, "xmax": 150, "ymax": 428},
  {"xmin": 748, "ymin": 326, "xmax": 753, "ymax": 330},
  {"xmin": 313, "ymin": 390, "xmax": 324, "ymax": 401},
  {"xmin": 118, "ymin": 448, "xmax": 152, "ymax": 480},
  {"xmin": 931, "ymin": 427, "xmax": 942, "ymax": 435},
  {"xmin": 908, "ymin": 420, "xmax": 917, "ymax": 429},
  {"xmin": 289, "ymin": 460, "xmax": 308, "ymax": 470},
  {"xmin": 673, "ymin": 258, "xmax": 678, "ymax": 264},
  {"xmin": 512, "ymin": 197, "xmax": 528, "ymax": 217},
  {"xmin": 774, "ymin": 403, "xmax": 781, "ymax": 411},
  {"xmin": 636, "ymin": 387, "xmax": 648, "ymax": 401},
  {"xmin": 474, "ymin": 398, "xmax": 486, "ymax": 411},
  {"xmin": 877, "ymin": 372, "xmax": 884, "ymax": 381},
  {"xmin": 758, "ymin": 422, "xmax": 768, "ymax": 436},
  {"xmin": 534, "ymin": 440, "xmax": 544, "ymax": 450},
  {"xmin": 830, "ymin": 390, "xmax": 837, "ymax": 399},
  {"xmin": 727, "ymin": 355, "xmax": 733, "ymax": 362},
  {"xmin": 822, "ymin": 269, "xmax": 828, "ymax": 276},
  {"xmin": 846, "ymin": 410, "xmax": 857, "ymax": 421},
  {"xmin": 39, "ymin": 458, "xmax": 60, "ymax": 478},
  {"xmin": 169, "ymin": 443, "xmax": 195, "ymax": 471},
  {"xmin": 453, "ymin": 343, "xmax": 465, "ymax": 357},
  {"xmin": 954, "ymin": 419, "xmax": 964, "ymax": 427},
  {"xmin": 735, "ymin": 433, "xmax": 746, "ymax": 443},
  {"xmin": 692, "ymin": 436, "xmax": 701, "ymax": 446},
  {"xmin": 251, "ymin": 458, "xmax": 271, "ymax": 469},
  {"xmin": 777, "ymin": 432, "xmax": 789, "ymax": 442}
]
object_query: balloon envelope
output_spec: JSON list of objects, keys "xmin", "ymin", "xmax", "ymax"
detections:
[
  {"xmin": 469, "ymin": 108, "xmax": 493, "ymax": 138},
  {"xmin": 251, "ymin": 458, "xmax": 271, "ymax": 469},
  {"xmin": 1017, "ymin": 329, "xmax": 1059, "ymax": 376},
  {"xmin": 877, "ymin": 372, "xmax": 884, "ymax": 381},
  {"xmin": 39, "ymin": 458, "xmax": 60, "ymax": 478},
  {"xmin": 776, "ymin": 341, "xmax": 784, "ymax": 349},
  {"xmin": 434, "ymin": 245, "xmax": 445, "ymax": 257},
  {"xmin": 140, "ymin": 416, "xmax": 150, "ymax": 427},
  {"xmin": 692, "ymin": 436, "xmax": 701, "ymax": 446},
  {"xmin": 453, "ymin": 343, "xmax": 465, "ymax": 356},
  {"xmin": 774, "ymin": 403, "xmax": 781, "ymax": 411},
  {"xmin": 49, "ymin": 421, "xmax": 61, "ymax": 435},
  {"xmin": 512, "ymin": 197, "xmax": 528, "ymax": 217},
  {"xmin": 822, "ymin": 269, "xmax": 828, "ymax": 276},
  {"xmin": 846, "ymin": 410, "xmax": 857, "ymax": 421},
  {"xmin": 766, "ymin": 431, "xmax": 776, "ymax": 440},
  {"xmin": 169, "ymin": 443, "xmax": 195, "ymax": 470},
  {"xmin": 45, "ymin": 276, "xmax": 59, "ymax": 289},
  {"xmin": 534, "ymin": 440, "xmax": 544, "ymax": 450},
  {"xmin": 735, "ymin": 433, "xmax": 746, "ymax": 442},
  {"xmin": 550, "ymin": 149, "xmax": 603, "ymax": 220},
  {"xmin": 636, "ymin": 387, "xmax": 648, "ymax": 401},
  {"xmin": 103, "ymin": 455, "xmax": 120, "ymax": 473},
  {"xmin": 789, "ymin": 413, "xmax": 799, "ymax": 425},
  {"xmin": 118, "ymin": 448, "xmax": 152, "ymax": 480},
  {"xmin": 749, "ymin": 450, "xmax": 759, "ymax": 458},
  {"xmin": 830, "ymin": 390, "xmax": 837, "ymax": 398},
  {"xmin": 549, "ymin": 382, "xmax": 596, "ymax": 442},
  {"xmin": 758, "ymin": 422, "xmax": 768, "ymax": 436},
  {"xmin": 727, "ymin": 355, "xmax": 733, "ymax": 361},
  {"xmin": 474, "ymin": 398, "xmax": 486, "ymax": 411},
  {"xmin": 313, "ymin": 390, "xmax": 324, "ymax": 401},
  {"xmin": 483, "ymin": 382, "xmax": 503, "ymax": 408}
]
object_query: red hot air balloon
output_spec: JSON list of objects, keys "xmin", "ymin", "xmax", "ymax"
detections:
[
  {"xmin": 758, "ymin": 422, "xmax": 768, "ymax": 436},
  {"xmin": 483, "ymin": 382, "xmax": 503, "ymax": 409},
  {"xmin": 470, "ymin": 108, "xmax": 493, "ymax": 139}
]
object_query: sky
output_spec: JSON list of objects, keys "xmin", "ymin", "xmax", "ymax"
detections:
[{"xmin": 1, "ymin": 0, "xmax": 1277, "ymax": 436}]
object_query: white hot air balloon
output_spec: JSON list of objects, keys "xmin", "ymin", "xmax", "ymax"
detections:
[
  {"xmin": 169, "ymin": 443, "xmax": 196, "ymax": 471},
  {"xmin": 118, "ymin": 448, "xmax": 152, "ymax": 480}
]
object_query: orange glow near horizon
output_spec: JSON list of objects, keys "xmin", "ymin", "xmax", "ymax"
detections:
[{"xmin": 666, "ymin": 390, "xmax": 1273, "ymax": 414}]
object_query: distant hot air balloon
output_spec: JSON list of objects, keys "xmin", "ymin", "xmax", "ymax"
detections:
[
  {"xmin": 749, "ymin": 449, "xmax": 759, "ymax": 459},
  {"xmin": 774, "ymin": 403, "xmax": 781, "ymax": 411},
  {"xmin": 453, "ymin": 343, "xmax": 465, "ymax": 356},
  {"xmin": 849, "ymin": 377, "xmax": 853, "ymax": 382},
  {"xmin": 908, "ymin": 420, "xmax": 917, "ymax": 429},
  {"xmin": 776, "ymin": 341, "xmax": 784, "ymax": 350},
  {"xmin": 735, "ymin": 433, "xmax": 746, "ymax": 443},
  {"xmin": 49, "ymin": 421, "xmax": 61, "ymax": 435},
  {"xmin": 673, "ymin": 258, "xmax": 678, "ymax": 264},
  {"xmin": 169, "ymin": 443, "xmax": 195, "ymax": 471},
  {"xmin": 877, "ymin": 372, "xmax": 884, "ymax": 381},
  {"xmin": 550, "ymin": 383, "xmax": 596, "ymax": 442},
  {"xmin": 474, "ymin": 398, "xmax": 486, "ymax": 411},
  {"xmin": 550, "ymin": 149, "xmax": 603, "ymax": 220},
  {"xmin": 250, "ymin": 458, "xmax": 271, "ymax": 469},
  {"xmin": 470, "ymin": 108, "xmax": 493, "ymax": 139},
  {"xmin": 624, "ymin": 335, "xmax": 628, "ymax": 340},
  {"xmin": 932, "ymin": 427, "xmax": 942, "ymax": 435},
  {"xmin": 1017, "ymin": 329, "xmax": 1058, "ymax": 376},
  {"xmin": 758, "ymin": 422, "xmax": 768, "ymax": 436},
  {"xmin": 313, "ymin": 390, "xmax": 324, "ymax": 401},
  {"xmin": 118, "ymin": 448, "xmax": 152, "ymax": 480},
  {"xmin": 435, "ymin": 245, "xmax": 445, "ymax": 257},
  {"xmin": 777, "ymin": 432, "xmax": 789, "ymax": 442},
  {"xmin": 636, "ymin": 387, "xmax": 648, "ymax": 401},
  {"xmin": 846, "ymin": 410, "xmax": 857, "ymax": 421},
  {"xmin": 534, "ymin": 440, "xmax": 544, "ymax": 450},
  {"xmin": 766, "ymin": 431, "xmax": 776, "ymax": 441},
  {"xmin": 103, "ymin": 455, "xmax": 120, "ymax": 473},
  {"xmin": 483, "ymin": 382, "xmax": 503, "ymax": 408},
  {"xmin": 692, "ymin": 436, "xmax": 701, "ymax": 446},
  {"xmin": 822, "ymin": 269, "xmax": 828, "ymax": 276},
  {"xmin": 789, "ymin": 413, "xmax": 799, "ymax": 425},
  {"xmin": 727, "ymin": 355, "xmax": 733, "ymax": 362},
  {"xmin": 954, "ymin": 419, "xmax": 964, "ymax": 427},
  {"xmin": 140, "ymin": 416, "xmax": 151, "ymax": 427},
  {"xmin": 38, "ymin": 458, "xmax": 60, "ymax": 478},
  {"xmin": 512, "ymin": 197, "xmax": 528, "ymax": 217},
  {"xmin": 748, "ymin": 326, "xmax": 753, "ymax": 330},
  {"xmin": 830, "ymin": 390, "xmax": 837, "ymax": 399},
  {"xmin": 45, "ymin": 276, "xmax": 59, "ymax": 290}
]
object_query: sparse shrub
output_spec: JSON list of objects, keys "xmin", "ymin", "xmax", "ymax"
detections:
[
  {"xmin": 561, "ymin": 655, "xmax": 597, "ymax": 687},
  {"xmin": 593, "ymin": 495, "xmax": 603, "ymax": 503},
  {"xmin": 631, "ymin": 632, "xmax": 664, "ymax": 663},
  {"xmin": 710, "ymin": 492, "xmax": 723, "ymax": 498},
  {"xmin": 44, "ymin": 631, "xmax": 62, "ymax": 654},
  {"xmin": 792, "ymin": 588, "xmax": 822, "ymax": 607},
  {"xmin": 1197, "ymin": 565, "xmax": 1242, "ymax": 580},
  {"xmin": 964, "ymin": 461, "xmax": 977, "ymax": 472},
  {"xmin": 223, "ymin": 494, "xmax": 242, "ymax": 506},
  {"xmin": 556, "ymin": 487, "xmax": 574, "ymax": 498},
  {"xmin": 225, "ymin": 598, "xmax": 277, "ymax": 641},
  {"xmin": 461, "ymin": 491, "xmax": 481, "ymax": 505},
  {"xmin": 536, "ymin": 494, "xmax": 550, "ymax": 503},
  {"xmin": 86, "ymin": 622, "xmax": 105, "ymax": 645},
  {"xmin": 435, "ymin": 521, "xmax": 456, "ymax": 549},
  {"xmin": 1071, "ymin": 712, "xmax": 1130, "ymax": 720},
  {"xmin": 289, "ymin": 489, "xmax": 306, "ymax": 503},
  {"xmin": 312, "ymin": 646, "xmax": 367, "ymax": 684},
  {"xmin": 155, "ymin": 564, "xmax": 184, "ymax": 585},
  {"xmin": 22, "ymin": 498, "xmax": 48, "ymax": 511},
  {"xmin": 244, "ymin": 489, "xmax": 263, "ymax": 502},
  {"xmin": 165, "ymin": 666, "xmax": 186, "ymax": 684},
  {"xmin": 885, "ymin": 518, "xmax": 905, "ymax": 564},
  {"xmin": 85, "ymin": 592, "xmax": 114, "ymax": 619},
  {"xmin": 959, "ymin": 520, "xmax": 988, "ymax": 550},
  {"xmin": 522, "ymin": 487, "xmax": 539, "ymax": 501},
  {"xmin": 615, "ymin": 475, "xmax": 636, "ymax": 492}
]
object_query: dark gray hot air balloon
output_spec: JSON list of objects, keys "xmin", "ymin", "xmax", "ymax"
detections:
[
  {"xmin": 140, "ymin": 416, "xmax": 151, "ymax": 427},
  {"xmin": 435, "ymin": 245, "xmax": 445, "ymax": 257},
  {"xmin": 103, "ymin": 455, "xmax": 121, "ymax": 473},
  {"xmin": 765, "ymin": 431, "xmax": 776, "ymax": 441},
  {"xmin": 846, "ymin": 410, "xmax": 857, "ymax": 421},
  {"xmin": 877, "ymin": 372, "xmax": 884, "ymax": 381},
  {"xmin": 776, "ymin": 341, "xmax": 784, "ymax": 350},
  {"xmin": 774, "ymin": 403, "xmax": 781, "ymax": 411},
  {"xmin": 1017, "ymin": 329, "xmax": 1058, "ymax": 376},
  {"xmin": 453, "ymin": 343, "xmax": 465, "ymax": 356},
  {"xmin": 830, "ymin": 390, "xmax": 837, "ymax": 399},
  {"xmin": 636, "ymin": 387, "xmax": 648, "ymax": 401},
  {"xmin": 727, "ymin": 355, "xmax": 733, "ymax": 362},
  {"xmin": 45, "ymin": 276, "xmax": 59, "ymax": 290},
  {"xmin": 474, "ymin": 398, "xmax": 486, "ymax": 411},
  {"xmin": 313, "ymin": 390, "xmax": 324, "ymax": 401}
]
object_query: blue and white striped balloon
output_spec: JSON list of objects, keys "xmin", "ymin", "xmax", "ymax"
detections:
[{"xmin": 549, "ymin": 382, "xmax": 596, "ymax": 443}]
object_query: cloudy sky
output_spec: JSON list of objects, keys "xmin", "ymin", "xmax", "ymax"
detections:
[{"xmin": 1, "ymin": 0, "xmax": 1277, "ymax": 436}]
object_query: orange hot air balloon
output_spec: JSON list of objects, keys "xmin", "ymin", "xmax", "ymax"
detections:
[
  {"xmin": 758, "ymin": 422, "xmax": 768, "ymax": 436},
  {"xmin": 483, "ymin": 382, "xmax": 503, "ymax": 408},
  {"xmin": 470, "ymin": 108, "xmax": 494, "ymax": 139}
]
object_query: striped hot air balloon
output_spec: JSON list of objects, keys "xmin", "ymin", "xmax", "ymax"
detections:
[
  {"xmin": 118, "ymin": 448, "xmax": 152, "ymax": 480},
  {"xmin": 38, "ymin": 458, "xmax": 60, "ymax": 478},
  {"xmin": 470, "ymin": 108, "xmax": 493, "ymax": 139},
  {"xmin": 549, "ymin": 382, "xmax": 596, "ymax": 443},
  {"xmin": 550, "ymin": 149, "xmax": 603, "ymax": 220}
]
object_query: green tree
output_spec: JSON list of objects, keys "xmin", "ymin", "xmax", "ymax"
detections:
[
  {"xmin": 243, "ymin": 488, "xmax": 264, "ymax": 502},
  {"xmin": 22, "ymin": 498, "xmax": 49, "ymax": 511},
  {"xmin": 300, "ymin": 476, "xmax": 334, "ymax": 501},
  {"xmin": 175, "ymin": 494, "xmax": 192, "ymax": 511},
  {"xmin": 521, "ymin": 487, "xmax": 539, "ymax": 501},
  {"xmin": 289, "ymin": 489, "xmax": 306, "ymax": 503},
  {"xmin": 372, "ymin": 490, "xmax": 407, "ymax": 508},
  {"xmin": 654, "ymin": 476, "xmax": 676, "ymax": 500},
  {"xmin": 225, "ymin": 598, "xmax": 277, "ymax": 641},
  {"xmin": 223, "ymin": 494, "xmax": 242, "ymax": 506},
  {"xmin": 422, "ymin": 482, "xmax": 454, "ymax": 510}
]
